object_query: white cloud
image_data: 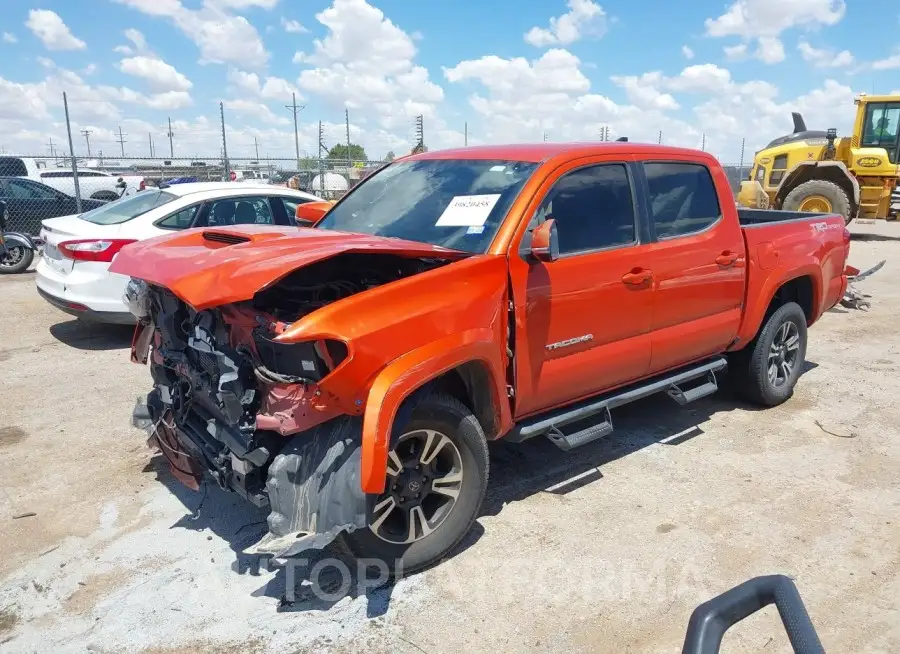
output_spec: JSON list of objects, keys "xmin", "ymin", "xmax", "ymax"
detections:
[
  {"xmin": 281, "ymin": 17, "xmax": 308, "ymax": 33},
  {"xmin": 724, "ymin": 44, "xmax": 748, "ymax": 61},
  {"xmin": 25, "ymin": 9, "xmax": 87, "ymax": 51},
  {"xmin": 705, "ymin": 0, "xmax": 845, "ymax": 38},
  {"xmin": 2, "ymin": 32, "xmax": 17, "ymax": 44},
  {"xmin": 872, "ymin": 51, "xmax": 900, "ymax": 71},
  {"xmin": 755, "ymin": 36, "xmax": 785, "ymax": 64},
  {"xmin": 227, "ymin": 69, "xmax": 298, "ymax": 100},
  {"xmin": 296, "ymin": 0, "xmax": 446, "ymax": 139},
  {"xmin": 114, "ymin": 0, "xmax": 269, "ymax": 68},
  {"xmin": 798, "ymin": 41, "xmax": 853, "ymax": 67},
  {"xmin": 610, "ymin": 72, "xmax": 679, "ymax": 111},
  {"xmin": 224, "ymin": 98, "xmax": 289, "ymax": 125},
  {"xmin": 681, "ymin": 45, "xmax": 694, "ymax": 60},
  {"xmin": 119, "ymin": 56, "xmax": 193, "ymax": 92},
  {"xmin": 524, "ymin": 0, "xmax": 607, "ymax": 47}
]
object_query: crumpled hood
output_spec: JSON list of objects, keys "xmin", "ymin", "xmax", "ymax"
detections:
[{"xmin": 109, "ymin": 225, "xmax": 467, "ymax": 310}]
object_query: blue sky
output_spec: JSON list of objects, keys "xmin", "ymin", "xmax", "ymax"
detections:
[{"xmin": 1, "ymin": 0, "xmax": 898, "ymax": 162}]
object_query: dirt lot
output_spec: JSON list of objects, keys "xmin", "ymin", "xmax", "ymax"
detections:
[{"xmin": 1, "ymin": 223, "xmax": 899, "ymax": 654}]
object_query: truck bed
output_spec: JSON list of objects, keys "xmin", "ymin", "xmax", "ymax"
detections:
[{"xmin": 737, "ymin": 208, "xmax": 832, "ymax": 226}]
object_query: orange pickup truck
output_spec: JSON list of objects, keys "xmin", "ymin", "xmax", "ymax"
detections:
[{"xmin": 112, "ymin": 143, "xmax": 851, "ymax": 573}]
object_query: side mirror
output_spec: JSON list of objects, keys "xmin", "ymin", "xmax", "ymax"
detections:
[
  {"xmin": 530, "ymin": 218, "xmax": 559, "ymax": 262},
  {"xmin": 295, "ymin": 200, "xmax": 334, "ymax": 227}
]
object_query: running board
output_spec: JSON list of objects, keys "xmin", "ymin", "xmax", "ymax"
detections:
[{"xmin": 507, "ymin": 357, "xmax": 727, "ymax": 450}]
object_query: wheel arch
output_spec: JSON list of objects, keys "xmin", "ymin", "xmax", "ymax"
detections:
[
  {"xmin": 360, "ymin": 330, "xmax": 512, "ymax": 494},
  {"xmin": 775, "ymin": 161, "xmax": 859, "ymax": 215},
  {"xmin": 733, "ymin": 270, "xmax": 821, "ymax": 349}
]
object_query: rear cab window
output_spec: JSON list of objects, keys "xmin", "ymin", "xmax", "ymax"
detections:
[
  {"xmin": 79, "ymin": 190, "xmax": 177, "ymax": 225},
  {"xmin": 643, "ymin": 162, "xmax": 722, "ymax": 239},
  {"xmin": 0, "ymin": 157, "xmax": 28, "ymax": 177}
]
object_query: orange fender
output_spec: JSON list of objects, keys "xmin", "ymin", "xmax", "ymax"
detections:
[{"xmin": 360, "ymin": 329, "xmax": 511, "ymax": 494}]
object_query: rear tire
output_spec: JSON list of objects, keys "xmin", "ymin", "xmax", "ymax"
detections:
[
  {"xmin": 782, "ymin": 179, "xmax": 853, "ymax": 225},
  {"xmin": 730, "ymin": 302, "xmax": 807, "ymax": 407},
  {"xmin": 0, "ymin": 246, "xmax": 33, "ymax": 274},
  {"xmin": 342, "ymin": 393, "xmax": 488, "ymax": 576}
]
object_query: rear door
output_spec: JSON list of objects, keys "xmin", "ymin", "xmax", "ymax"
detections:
[
  {"xmin": 510, "ymin": 157, "xmax": 654, "ymax": 417},
  {"xmin": 637, "ymin": 159, "xmax": 746, "ymax": 373},
  {"xmin": 0, "ymin": 178, "xmax": 68, "ymax": 235}
]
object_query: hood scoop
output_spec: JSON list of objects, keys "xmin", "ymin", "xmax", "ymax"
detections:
[{"xmin": 203, "ymin": 231, "xmax": 251, "ymax": 245}]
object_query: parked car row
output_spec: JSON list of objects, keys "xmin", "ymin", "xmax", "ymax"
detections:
[{"xmin": 0, "ymin": 156, "xmax": 145, "ymax": 200}]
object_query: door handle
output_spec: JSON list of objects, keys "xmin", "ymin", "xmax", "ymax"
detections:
[
  {"xmin": 621, "ymin": 269, "xmax": 653, "ymax": 285},
  {"xmin": 715, "ymin": 251, "xmax": 739, "ymax": 266}
]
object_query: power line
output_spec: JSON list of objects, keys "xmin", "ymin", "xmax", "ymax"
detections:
[
  {"xmin": 285, "ymin": 93, "xmax": 305, "ymax": 169},
  {"xmin": 116, "ymin": 125, "xmax": 127, "ymax": 157},
  {"xmin": 80, "ymin": 129, "xmax": 93, "ymax": 157},
  {"xmin": 167, "ymin": 117, "xmax": 175, "ymax": 157}
]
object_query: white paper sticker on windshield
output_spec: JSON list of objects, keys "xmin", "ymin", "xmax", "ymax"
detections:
[
  {"xmin": 489, "ymin": 165, "xmax": 506, "ymax": 172},
  {"xmin": 435, "ymin": 194, "xmax": 501, "ymax": 227}
]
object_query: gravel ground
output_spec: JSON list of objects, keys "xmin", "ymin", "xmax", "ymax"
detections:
[{"xmin": 1, "ymin": 223, "xmax": 899, "ymax": 653}]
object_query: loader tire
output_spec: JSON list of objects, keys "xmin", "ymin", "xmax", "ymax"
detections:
[
  {"xmin": 782, "ymin": 180, "xmax": 853, "ymax": 225},
  {"xmin": 342, "ymin": 393, "xmax": 489, "ymax": 577},
  {"xmin": 730, "ymin": 302, "xmax": 807, "ymax": 407}
]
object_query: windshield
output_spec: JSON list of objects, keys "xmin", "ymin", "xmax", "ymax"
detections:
[
  {"xmin": 79, "ymin": 190, "xmax": 177, "ymax": 225},
  {"xmin": 316, "ymin": 159, "xmax": 539, "ymax": 253}
]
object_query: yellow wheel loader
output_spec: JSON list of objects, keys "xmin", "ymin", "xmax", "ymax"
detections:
[{"xmin": 738, "ymin": 93, "xmax": 900, "ymax": 225}]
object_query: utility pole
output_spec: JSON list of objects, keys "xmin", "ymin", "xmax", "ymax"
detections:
[
  {"xmin": 80, "ymin": 129, "xmax": 93, "ymax": 157},
  {"xmin": 701, "ymin": 132, "xmax": 706, "ymax": 152},
  {"xmin": 543, "ymin": 131, "xmax": 548, "ymax": 142},
  {"xmin": 414, "ymin": 115, "xmax": 424, "ymax": 152},
  {"xmin": 658, "ymin": 130, "xmax": 663, "ymax": 144},
  {"xmin": 318, "ymin": 120, "xmax": 326, "ymax": 195},
  {"xmin": 464, "ymin": 122, "xmax": 468, "ymax": 146},
  {"xmin": 63, "ymin": 92, "xmax": 82, "ymax": 214},
  {"xmin": 285, "ymin": 93, "xmax": 305, "ymax": 170},
  {"xmin": 116, "ymin": 125, "xmax": 127, "ymax": 157},
  {"xmin": 219, "ymin": 102, "xmax": 230, "ymax": 180},
  {"xmin": 345, "ymin": 108, "xmax": 352, "ymax": 167},
  {"xmin": 47, "ymin": 137, "xmax": 56, "ymax": 158},
  {"xmin": 254, "ymin": 136, "xmax": 260, "ymax": 161},
  {"xmin": 148, "ymin": 133, "xmax": 155, "ymax": 157},
  {"xmin": 739, "ymin": 137, "xmax": 746, "ymax": 181},
  {"xmin": 167, "ymin": 117, "xmax": 175, "ymax": 157}
]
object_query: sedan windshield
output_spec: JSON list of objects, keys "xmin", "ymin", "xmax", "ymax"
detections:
[
  {"xmin": 316, "ymin": 159, "xmax": 539, "ymax": 253},
  {"xmin": 79, "ymin": 190, "xmax": 177, "ymax": 225}
]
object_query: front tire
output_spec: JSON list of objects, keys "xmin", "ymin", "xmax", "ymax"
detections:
[
  {"xmin": 730, "ymin": 302, "xmax": 807, "ymax": 406},
  {"xmin": 782, "ymin": 180, "xmax": 853, "ymax": 225},
  {"xmin": 342, "ymin": 393, "xmax": 488, "ymax": 576},
  {"xmin": 0, "ymin": 246, "xmax": 34, "ymax": 274}
]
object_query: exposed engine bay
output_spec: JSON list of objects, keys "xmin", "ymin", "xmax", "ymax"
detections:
[{"xmin": 126, "ymin": 252, "xmax": 451, "ymax": 555}]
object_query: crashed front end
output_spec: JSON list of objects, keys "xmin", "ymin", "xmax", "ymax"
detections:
[{"xmin": 125, "ymin": 278, "xmax": 367, "ymax": 558}]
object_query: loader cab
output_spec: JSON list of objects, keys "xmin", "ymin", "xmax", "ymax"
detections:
[{"xmin": 859, "ymin": 100, "xmax": 900, "ymax": 164}]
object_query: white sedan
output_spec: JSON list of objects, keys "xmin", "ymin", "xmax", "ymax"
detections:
[{"xmin": 36, "ymin": 182, "xmax": 321, "ymax": 324}]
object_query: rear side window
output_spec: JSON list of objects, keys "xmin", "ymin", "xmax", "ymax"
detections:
[
  {"xmin": 40, "ymin": 171, "xmax": 73, "ymax": 179},
  {"xmin": 80, "ymin": 190, "xmax": 176, "ymax": 225},
  {"xmin": 643, "ymin": 162, "xmax": 721, "ymax": 239},
  {"xmin": 531, "ymin": 164, "xmax": 636, "ymax": 255},
  {"xmin": 0, "ymin": 157, "xmax": 28, "ymax": 177},
  {"xmin": 156, "ymin": 204, "xmax": 200, "ymax": 230}
]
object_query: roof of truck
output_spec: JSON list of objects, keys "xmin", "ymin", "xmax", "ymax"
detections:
[{"xmin": 405, "ymin": 142, "xmax": 715, "ymax": 163}]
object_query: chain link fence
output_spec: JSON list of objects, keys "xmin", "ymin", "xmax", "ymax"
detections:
[
  {"xmin": 0, "ymin": 154, "xmax": 391, "ymax": 235},
  {"xmin": 1, "ymin": 150, "xmax": 748, "ymax": 236}
]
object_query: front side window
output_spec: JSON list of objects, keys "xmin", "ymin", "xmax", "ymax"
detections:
[
  {"xmin": 644, "ymin": 162, "xmax": 721, "ymax": 239},
  {"xmin": 275, "ymin": 196, "xmax": 314, "ymax": 222},
  {"xmin": 530, "ymin": 164, "xmax": 636, "ymax": 255},
  {"xmin": 79, "ymin": 190, "xmax": 176, "ymax": 225},
  {"xmin": 316, "ymin": 159, "xmax": 539, "ymax": 253}
]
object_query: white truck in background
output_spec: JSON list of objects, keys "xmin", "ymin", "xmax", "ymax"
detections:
[{"xmin": 0, "ymin": 156, "xmax": 146, "ymax": 200}]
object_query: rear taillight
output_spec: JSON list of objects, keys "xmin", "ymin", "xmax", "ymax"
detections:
[
  {"xmin": 139, "ymin": 180, "xmax": 146, "ymax": 191},
  {"xmin": 58, "ymin": 239, "xmax": 137, "ymax": 262}
]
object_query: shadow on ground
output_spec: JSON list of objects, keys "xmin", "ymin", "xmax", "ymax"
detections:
[
  {"xmin": 49, "ymin": 320, "xmax": 133, "ymax": 351},
  {"xmin": 851, "ymin": 232, "xmax": 900, "ymax": 243},
  {"xmin": 144, "ymin": 362, "xmax": 816, "ymax": 618}
]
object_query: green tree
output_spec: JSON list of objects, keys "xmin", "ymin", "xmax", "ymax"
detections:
[
  {"xmin": 384, "ymin": 151, "xmax": 395, "ymax": 162},
  {"xmin": 327, "ymin": 143, "xmax": 368, "ymax": 162}
]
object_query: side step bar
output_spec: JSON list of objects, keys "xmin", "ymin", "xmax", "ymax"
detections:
[{"xmin": 507, "ymin": 357, "xmax": 727, "ymax": 451}]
